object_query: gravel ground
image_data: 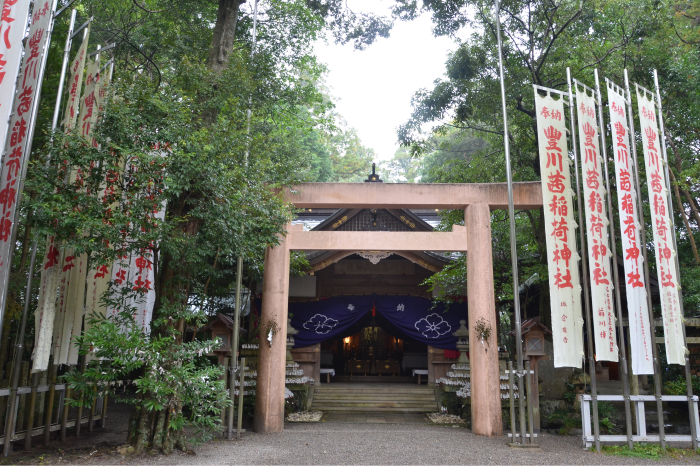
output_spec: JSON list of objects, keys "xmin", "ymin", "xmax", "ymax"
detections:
[{"xmin": 64, "ymin": 423, "xmax": 700, "ymax": 465}]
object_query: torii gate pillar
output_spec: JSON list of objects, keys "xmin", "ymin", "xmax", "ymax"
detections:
[
  {"xmin": 253, "ymin": 231, "xmax": 290, "ymax": 434},
  {"xmin": 466, "ymin": 203, "xmax": 503, "ymax": 436}
]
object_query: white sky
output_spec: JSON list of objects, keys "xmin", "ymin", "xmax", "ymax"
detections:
[{"xmin": 313, "ymin": 2, "xmax": 458, "ymax": 161}]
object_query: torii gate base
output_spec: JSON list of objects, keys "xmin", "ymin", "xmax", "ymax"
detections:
[{"xmin": 253, "ymin": 182, "xmax": 543, "ymax": 436}]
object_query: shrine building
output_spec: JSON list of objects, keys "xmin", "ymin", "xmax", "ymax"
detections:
[{"xmin": 253, "ymin": 174, "xmax": 543, "ymax": 437}]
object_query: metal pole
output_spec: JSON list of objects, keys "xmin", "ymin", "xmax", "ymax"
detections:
[
  {"xmin": 2, "ymin": 235, "xmax": 38, "ymax": 456},
  {"xmin": 654, "ymin": 70, "xmax": 697, "ymax": 450},
  {"xmin": 594, "ymin": 69, "xmax": 634, "ymax": 449},
  {"xmin": 228, "ymin": 0, "xmax": 259, "ymax": 441},
  {"xmin": 494, "ymin": 0, "xmax": 527, "ymax": 445},
  {"xmin": 566, "ymin": 68, "xmax": 600, "ymax": 452},
  {"xmin": 624, "ymin": 69, "xmax": 666, "ymax": 449},
  {"xmin": 525, "ymin": 361, "xmax": 534, "ymax": 441},
  {"xmin": 508, "ymin": 361, "xmax": 516, "ymax": 442},
  {"xmin": 51, "ymin": 9, "xmax": 77, "ymax": 130},
  {"xmin": 237, "ymin": 357, "xmax": 246, "ymax": 440},
  {"xmin": 227, "ymin": 257, "xmax": 244, "ymax": 440}
]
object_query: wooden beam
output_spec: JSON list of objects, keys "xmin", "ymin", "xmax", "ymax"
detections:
[
  {"xmin": 286, "ymin": 224, "xmax": 468, "ymax": 252},
  {"xmin": 279, "ymin": 182, "xmax": 543, "ymax": 210}
]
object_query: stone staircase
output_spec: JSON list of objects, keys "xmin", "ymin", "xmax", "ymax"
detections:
[{"xmin": 311, "ymin": 385, "xmax": 438, "ymax": 413}]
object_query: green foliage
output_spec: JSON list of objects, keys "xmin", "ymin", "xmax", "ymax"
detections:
[
  {"xmin": 563, "ymin": 382, "xmax": 576, "ymax": 404},
  {"xmin": 664, "ymin": 375, "xmax": 700, "ymax": 395},
  {"xmin": 600, "ymin": 444, "xmax": 664, "ymax": 460},
  {"xmin": 64, "ymin": 305, "xmax": 230, "ymax": 447},
  {"xmin": 440, "ymin": 392, "xmax": 463, "ymax": 416}
]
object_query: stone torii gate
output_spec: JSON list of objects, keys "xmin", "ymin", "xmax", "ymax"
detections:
[{"xmin": 254, "ymin": 182, "xmax": 543, "ymax": 436}]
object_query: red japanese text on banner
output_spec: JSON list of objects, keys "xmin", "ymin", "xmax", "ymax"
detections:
[
  {"xmin": 606, "ymin": 83, "xmax": 654, "ymax": 374},
  {"xmin": 106, "ymin": 152, "xmax": 166, "ymax": 336},
  {"xmin": 636, "ymin": 89, "xmax": 685, "ymax": 365},
  {"xmin": 534, "ymin": 89, "xmax": 584, "ymax": 368},
  {"xmin": 575, "ymin": 87, "xmax": 617, "ymax": 362},
  {"xmin": 0, "ymin": 0, "xmax": 31, "ymax": 154},
  {"xmin": 32, "ymin": 235, "xmax": 63, "ymax": 372},
  {"xmin": 0, "ymin": 0, "xmax": 54, "ymax": 343},
  {"xmin": 78, "ymin": 58, "xmax": 101, "ymax": 145},
  {"xmin": 62, "ymin": 26, "xmax": 89, "ymax": 131}
]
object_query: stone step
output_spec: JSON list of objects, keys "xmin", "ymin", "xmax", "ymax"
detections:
[
  {"xmin": 312, "ymin": 405, "xmax": 437, "ymax": 413},
  {"xmin": 314, "ymin": 391, "xmax": 435, "ymax": 398},
  {"xmin": 313, "ymin": 400, "xmax": 437, "ymax": 408},
  {"xmin": 314, "ymin": 388, "xmax": 434, "ymax": 395},
  {"xmin": 313, "ymin": 395, "xmax": 435, "ymax": 402}
]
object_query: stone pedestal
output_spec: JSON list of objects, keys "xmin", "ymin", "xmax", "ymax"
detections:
[{"xmin": 466, "ymin": 204, "xmax": 503, "ymax": 437}]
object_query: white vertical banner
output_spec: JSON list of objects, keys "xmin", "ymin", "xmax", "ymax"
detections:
[
  {"xmin": 106, "ymin": 155, "xmax": 166, "ymax": 335},
  {"xmin": 62, "ymin": 26, "xmax": 89, "ymax": 131},
  {"xmin": 574, "ymin": 85, "xmax": 617, "ymax": 362},
  {"xmin": 59, "ymin": 58, "xmax": 104, "ymax": 364},
  {"xmin": 0, "ymin": 0, "xmax": 55, "ymax": 347},
  {"xmin": 33, "ymin": 29, "xmax": 93, "ymax": 372},
  {"xmin": 636, "ymin": 87, "xmax": 685, "ymax": 365},
  {"xmin": 32, "ymin": 235, "xmax": 63, "ymax": 372},
  {"xmin": 606, "ymin": 82, "xmax": 654, "ymax": 374},
  {"xmin": 0, "ymin": 0, "xmax": 31, "ymax": 152},
  {"xmin": 534, "ymin": 88, "xmax": 585, "ymax": 368}
]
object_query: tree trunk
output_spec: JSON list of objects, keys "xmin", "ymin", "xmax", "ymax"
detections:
[
  {"xmin": 669, "ymin": 169, "xmax": 700, "ymax": 264},
  {"xmin": 683, "ymin": 188, "xmax": 700, "ymax": 228},
  {"xmin": 208, "ymin": 0, "xmax": 246, "ymax": 74},
  {"xmin": 18, "ymin": 223, "xmax": 31, "ymax": 273},
  {"xmin": 665, "ymin": 127, "xmax": 700, "ymax": 227}
]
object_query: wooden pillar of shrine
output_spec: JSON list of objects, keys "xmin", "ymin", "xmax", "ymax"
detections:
[
  {"xmin": 253, "ymin": 229, "xmax": 290, "ymax": 434},
  {"xmin": 466, "ymin": 203, "xmax": 503, "ymax": 436}
]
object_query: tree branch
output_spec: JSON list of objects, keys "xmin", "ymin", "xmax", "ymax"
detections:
[
  {"xmin": 535, "ymin": 5, "xmax": 582, "ymax": 75},
  {"xmin": 133, "ymin": 0, "xmax": 165, "ymax": 14}
]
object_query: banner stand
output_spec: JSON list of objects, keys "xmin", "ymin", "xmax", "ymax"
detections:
[
  {"xmin": 566, "ymin": 67, "xmax": 601, "ymax": 452},
  {"xmin": 594, "ymin": 69, "xmax": 634, "ymax": 448},
  {"xmin": 654, "ymin": 70, "xmax": 698, "ymax": 451},
  {"xmin": 623, "ymin": 69, "xmax": 667, "ymax": 448}
]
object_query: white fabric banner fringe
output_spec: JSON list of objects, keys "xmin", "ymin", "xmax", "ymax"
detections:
[{"xmin": 534, "ymin": 89, "xmax": 584, "ymax": 368}]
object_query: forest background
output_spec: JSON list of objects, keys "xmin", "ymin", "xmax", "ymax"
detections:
[{"xmin": 1, "ymin": 0, "xmax": 699, "ymax": 454}]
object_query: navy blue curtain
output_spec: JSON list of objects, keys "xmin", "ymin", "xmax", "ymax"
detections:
[
  {"xmin": 374, "ymin": 296, "xmax": 466, "ymax": 350},
  {"xmin": 288, "ymin": 296, "xmax": 374, "ymax": 348},
  {"xmin": 281, "ymin": 295, "xmax": 467, "ymax": 350}
]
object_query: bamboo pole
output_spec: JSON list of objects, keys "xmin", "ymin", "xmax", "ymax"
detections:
[
  {"xmin": 43, "ymin": 365, "xmax": 57, "ymax": 445},
  {"xmin": 24, "ymin": 372, "xmax": 40, "ymax": 449}
]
